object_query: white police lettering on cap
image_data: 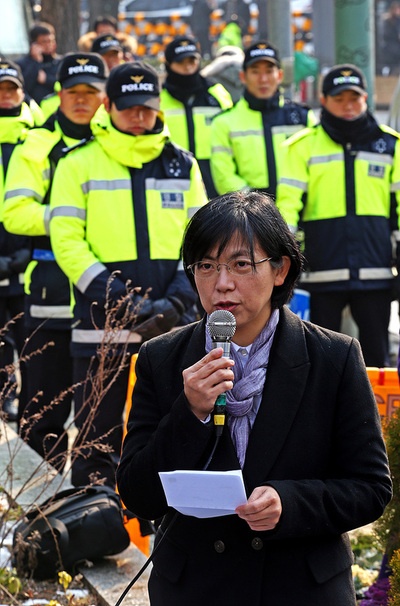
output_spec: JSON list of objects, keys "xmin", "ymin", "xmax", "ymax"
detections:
[
  {"xmin": 175, "ymin": 44, "xmax": 198, "ymax": 54},
  {"xmin": 332, "ymin": 75, "xmax": 361, "ymax": 86},
  {"xmin": 68, "ymin": 64, "xmax": 100, "ymax": 75},
  {"xmin": 121, "ymin": 82, "xmax": 155, "ymax": 93},
  {"xmin": 0, "ymin": 67, "xmax": 19, "ymax": 78},
  {"xmin": 250, "ymin": 48, "xmax": 276, "ymax": 59},
  {"xmin": 101, "ymin": 39, "xmax": 119, "ymax": 50}
]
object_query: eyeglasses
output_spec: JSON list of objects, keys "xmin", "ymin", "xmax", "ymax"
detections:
[{"xmin": 187, "ymin": 257, "xmax": 273, "ymax": 278}]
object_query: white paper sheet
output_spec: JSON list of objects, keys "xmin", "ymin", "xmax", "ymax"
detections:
[{"xmin": 159, "ymin": 469, "xmax": 247, "ymax": 518}]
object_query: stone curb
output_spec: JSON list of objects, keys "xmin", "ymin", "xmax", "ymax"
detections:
[{"xmin": 79, "ymin": 545, "xmax": 150, "ymax": 606}]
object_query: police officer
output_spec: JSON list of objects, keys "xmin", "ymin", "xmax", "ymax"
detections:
[
  {"xmin": 210, "ymin": 41, "xmax": 316, "ymax": 197},
  {"xmin": 49, "ymin": 61, "xmax": 208, "ymax": 488},
  {"xmin": 3, "ymin": 52, "xmax": 107, "ymax": 469},
  {"xmin": 0, "ymin": 60, "xmax": 36, "ymax": 422},
  {"xmin": 91, "ymin": 34, "xmax": 124, "ymax": 71},
  {"xmin": 277, "ymin": 64, "xmax": 400, "ymax": 368},
  {"xmin": 160, "ymin": 35, "xmax": 232, "ymax": 198}
]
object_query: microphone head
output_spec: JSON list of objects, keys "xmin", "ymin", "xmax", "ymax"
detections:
[{"xmin": 207, "ymin": 310, "xmax": 236, "ymax": 342}]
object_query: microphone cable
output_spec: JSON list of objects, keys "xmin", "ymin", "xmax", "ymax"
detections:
[
  {"xmin": 115, "ymin": 310, "xmax": 236, "ymax": 604},
  {"xmin": 114, "ymin": 508, "xmax": 179, "ymax": 606},
  {"xmin": 114, "ymin": 431, "xmax": 221, "ymax": 606}
]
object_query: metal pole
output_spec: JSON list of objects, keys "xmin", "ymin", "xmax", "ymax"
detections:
[
  {"xmin": 266, "ymin": 0, "xmax": 292, "ymax": 59},
  {"xmin": 257, "ymin": 0, "xmax": 268, "ymax": 39},
  {"xmin": 313, "ymin": 0, "xmax": 335, "ymax": 73},
  {"xmin": 335, "ymin": 0, "xmax": 375, "ymax": 110},
  {"xmin": 266, "ymin": 0, "xmax": 293, "ymax": 95}
]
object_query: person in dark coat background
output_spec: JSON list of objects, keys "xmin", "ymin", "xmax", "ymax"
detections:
[
  {"xmin": 382, "ymin": 1, "xmax": 400, "ymax": 75},
  {"xmin": 17, "ymin": 22, "xmax": 61, "ymax": 104},
  {"xmin": 160, "ymin": 35, "xmax": 233, "ymax": 199},
  {"xmin": 117, "ymin": 190, "xmax": 392, "ymax": 606},
  {"xmin": 189, "ymin": 0, "xmax": 216, "ymax": 58}
]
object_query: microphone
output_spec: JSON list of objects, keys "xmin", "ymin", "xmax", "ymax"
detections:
[{"xmin": 207, "ymin": 310, "xmax": 236, "ymax": 436}]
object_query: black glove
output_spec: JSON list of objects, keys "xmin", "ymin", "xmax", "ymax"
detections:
[
  {"xmin": 152, "ymin": 296, "xmax": 185, "ymax": 321},
  {"xmin": 115, "ymin": 293, "xmax": 152, "ymax": 323},
  {"xmin": 132, "ymin": 295, "xmax": 184, "ymax": 326},
  {"xmin": 0, "ymin": 256, "xmax": 12, "ymax": 279},
  {"xmin": 134, "ymin": 296, "xmax": 185, "ymax": 340},
  {"xmin": 9, "ymin": 248, "xmax": 31, "ymax": 274}
]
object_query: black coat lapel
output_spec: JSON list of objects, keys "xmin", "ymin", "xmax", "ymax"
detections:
[
  {"xmin": 178, "ymin": 316, "xmax": 208, "ymax": 374},
  {"xmin": 243, "ymin": 307, "xmax": 311, "ymax": 488},
  {"xmin": 178, "ymin": 310, "xmax": 311, "ymax": 483}
]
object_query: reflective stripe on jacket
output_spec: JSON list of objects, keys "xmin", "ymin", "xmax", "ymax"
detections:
[
  {"xmin": 277, "ymin": 122, "xmax": 400, "ymax": 291},
  {"xmin": 160, "ymin": 83, "xmax": 232, "ymax": 160},
  {"xmin": 0, "ymin": 103, "xmax": 34, "ymax": 296},
  {"xmin": 161, "ymin": 81, "xmax": 232, "ymax": 197},
  {"xmin": 4, "ymin": 119, "xmax": 80, "ymax": 328},
  {"xmin": 210, "ymin": 93, "xmax": 315, "ymax": 195},
  {"xmin": 50, "ymin": 107, "xmax": 208, "ymax": 356}
]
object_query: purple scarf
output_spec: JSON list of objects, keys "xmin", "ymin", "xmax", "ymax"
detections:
[{"xmin": 205, "ymin": 309, "xmax": 280, "ymax": 466}]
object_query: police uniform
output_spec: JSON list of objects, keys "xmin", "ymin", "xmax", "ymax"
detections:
[
  {"xmin": 50, "ymin": 61, "xmax": 208, "ymax": 487},
  {"xmin": 277, "ymin": 64, "xmax": 400, "ymax": 367},
  {"xmin": 3, "ymin": 53, "xmax": 107, "ymax": 468},
  {"xmin": 210, "ymin": 42, "xmax": 316, "ymax": 197},
  {"xmin": 161, "ymin": 36, "xmax": 232, "ymax": 199},
  {"xmin": 0, "ymin": 61, "xmax": 35, "ymax": 420}
]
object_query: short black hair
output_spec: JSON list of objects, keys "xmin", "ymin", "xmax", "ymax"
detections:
[
  {"xmin": 93, "ymin": 15, "xmax": 118, "ymax": 33},
  {"xmin": 29, "ymin": 21, "xmax": 55, "ymax": 43},
  {"xmin": 182, "ymin": 190, "xmax": 303, "ymax": 309}
]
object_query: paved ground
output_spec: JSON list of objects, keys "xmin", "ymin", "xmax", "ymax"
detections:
[{"xmin": 0, "ymin": 422, "xmax": 150, "ymax": 606}]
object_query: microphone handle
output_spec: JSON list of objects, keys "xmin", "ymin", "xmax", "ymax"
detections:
[
  {"xmin": 212, "ymin": 339, "xmax": 231, "ymax": 358},
  {"xmin": 211, "ymin": 338, "xmax": 232, "ymax": 436},
  {"xmin": 214, "ymin": 393, "xmax": 226, "ymax": 436}
]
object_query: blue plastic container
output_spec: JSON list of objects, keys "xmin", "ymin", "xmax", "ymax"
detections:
[{"xmin": 288, "ymin": 288, "xmax": 310, "ymax": 321}]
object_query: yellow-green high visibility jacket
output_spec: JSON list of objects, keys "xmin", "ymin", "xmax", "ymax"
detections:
[
  {"xmin": 3, "ymin": 114, "xmax": 86, "ymax": 330},
  {"xmin": 50, "ymin": 106, "xmax": 207, "ymax": 357},
  {"xmin": 0, "ymin": 102, "xmax": 34, "ymax": 296},
  {"xmin": 160, "ymin": 79, "xmax": 232, "ymax": 198},
  {"xmin": 26, "ymin": 96, "xmax": 45, "ymax": 126},
  {"xmin": 40, "ymin": 92, "xmax": 60, "ymax": 124},
  {"xmin": 211, "ymin": 91, "xmax": 316, "ymax": 196},
  {"xmin": 276, "ymin": 118, "xmax": 400, "ymax": 292},
  {"xmin": 0, "ymin": 102, "xmax": 34, "ymax": 201}
]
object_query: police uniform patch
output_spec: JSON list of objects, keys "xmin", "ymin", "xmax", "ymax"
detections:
[
  {"xmin": 290, "ymin": 109, "xmax": 301, "ymax": 124},
  {"xmin": 161, "ymin": 192, "xmax": 184, "ymax": 209},
  {"xmin": 368, "ymin": 164, "xmax": 385, "ymax": 178}
]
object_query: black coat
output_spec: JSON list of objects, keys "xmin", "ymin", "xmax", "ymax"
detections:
[
  {"xmin": 17, "ymin": 54, "xmax": 60, "ymax": 104},
  {"xmin": 117, "ymin": 307, "xmax": 392, "ymax": 606}
]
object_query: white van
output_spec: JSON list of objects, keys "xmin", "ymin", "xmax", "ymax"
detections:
[{"xmin": 0, "ymin": 0, "xmax": 30, "ymax": 58}]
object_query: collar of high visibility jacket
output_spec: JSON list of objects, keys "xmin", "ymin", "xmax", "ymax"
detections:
[
  {"xmin": 90, "ymin": 105, "xmax": 170, "ymax": 168},
  {"xmin": 18, "ymin": 120, "xmax": 85, "ymax": 163},
  {"xmin": 0, "ymin": 102, "xmax": 34, "ymax": 144}
]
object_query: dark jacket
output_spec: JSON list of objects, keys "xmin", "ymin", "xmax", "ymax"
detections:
[
  {"xmin": 3, "ymin": 112, "xmax": 90, "ymax": 331},
  {"xmin": 0, "ymin": 108, "xmax": 33, "ymax": 296},
  {"xmin": 117, "ymin": 307, "xmax": 392, "ymax": 606},
  {"xmin": 277, "ymin": 112, "xmax": 400, "ymax": 293},
  {"xmin": 17, "ymin": 54, "xmax": 60, "ymax": 104}
]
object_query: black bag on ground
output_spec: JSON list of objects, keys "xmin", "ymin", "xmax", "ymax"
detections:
[{"xmin": 12, "ymin": 485, "xmax": 131, "ymax": 579}]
